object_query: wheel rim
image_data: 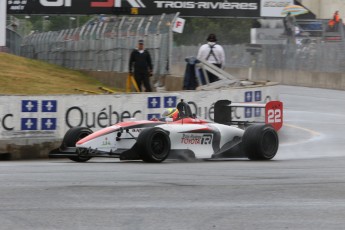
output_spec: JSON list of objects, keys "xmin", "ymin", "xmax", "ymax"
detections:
[
  {"xmin": 76, "ymin": 130, "xmax": 92, "ymax": 160},
  {"xmin": 261, "ymin": 130, "xmax": 278, "ymax": 158},
  {"xmin": 151, "ymin": 133, "xmax": 168, "ymax": 159}
]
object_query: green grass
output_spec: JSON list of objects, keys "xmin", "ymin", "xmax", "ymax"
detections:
[{"xmin": 0, "ymin": 52, "xmax": 114, "ymax": 95}]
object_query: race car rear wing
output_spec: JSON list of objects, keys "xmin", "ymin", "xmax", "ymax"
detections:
[{"xmin": 214, "ymin": 100, "xmax": 283, "ymax": 131}]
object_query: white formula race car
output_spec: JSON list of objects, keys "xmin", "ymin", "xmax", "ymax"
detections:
[{"xmin": 50, "ymin": 99, "xmax": 283, "ymax": 163}]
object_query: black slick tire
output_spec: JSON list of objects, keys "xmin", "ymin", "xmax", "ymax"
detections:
[
  {"xmin": 62, "ymin": 127, "xmax": 93, "ymax": 162},
  {"xmin": 136, "ymin": 127, "xmax": 171, "ymax": 163},
  {"xmin": 241, "ymin": 124, "xmax": 279, "ymax": 160}
]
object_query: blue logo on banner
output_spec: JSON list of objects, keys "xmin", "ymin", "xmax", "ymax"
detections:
[
  {"xmin": 255, "ymin": 91, "xmax": 262, "ymax": 101},
  {"xmin": 42, "ymin": 100, "xmax": 57, "ymax": 112},
  {"xmin": 245, "ymin": 92, "xmax": 253, "ymax": 102},
  {"xmin": 148, "ymin": 97, "xmax": 161, "ymax": 108},
  {"xmin": 147, "ymin": 114, "xmax": 161, "ymax": 120},
  {"xmin": 245, "ymin": 107, "xmax": 252, "ymax": 118},
  {"xmin": 255, "ymin": 108, "xmax": 261, "ymax": 117},
  {"xmin": 41, "ymin": 118, "xmax": 57, "ymax": 130},
  {"xmin": 22, "ymin": 100, "xmax": 38, "ymax": 112},
  {"xmin": 21, "ymin": 118, "xmax": 38, "ymax": 130},
  {"xmin": 164, "ymin": 96, "xmax": 177, "ymax": 108}
]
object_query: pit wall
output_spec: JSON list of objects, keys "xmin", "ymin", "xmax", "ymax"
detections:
[
  {"xmin": 223, "ymin": 68, "xmax": 345, "ymax": 91},
  {"xmin": 0, "ymin": 85, "xmax": 279, "ymax": 160}
]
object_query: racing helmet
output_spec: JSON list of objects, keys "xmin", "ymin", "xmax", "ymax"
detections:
[{"xmin": 161, "ymin": 108, "xmax": 179, "ymax": 120}]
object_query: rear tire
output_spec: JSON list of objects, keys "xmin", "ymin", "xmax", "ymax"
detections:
[
  {"xmin": 136, "ymin": 127, "xmax": 171, "ymax": 163},
  {"xmin": 242, "ymin": 124, "xmax": 279, "ymax": 160},
  {"xmin": 62, "ymin": 127, "xmax": 93, "ymax": 162}
]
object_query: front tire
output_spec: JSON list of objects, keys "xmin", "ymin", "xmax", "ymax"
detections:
[
  {"xmin": 136, "ymin": 127, "xmax": 171, "ymax": 163},
  {"xmin": 242, "ymin": 124, "xmax": 279, "ymax": 160},
  {"xmin": 62, "ymin": 127, "xmax": 93, "ymax": 162}
]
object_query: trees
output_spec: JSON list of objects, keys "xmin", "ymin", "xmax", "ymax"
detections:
[
  {"xmin": 174, "ymin": 18, "xmax": 254, "ymax": 45},
  {"xmin": 13, "ymin": 15, "xmax": 92, "ymax": 33},
  {"xmin": 12, "ymin": 15, "xmax": 253, "ymax": 44}
]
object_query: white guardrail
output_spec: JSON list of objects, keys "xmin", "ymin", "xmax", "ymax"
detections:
[{"xmin": 0, "ymin": 85, "xmax": 279, "ymax": 158}]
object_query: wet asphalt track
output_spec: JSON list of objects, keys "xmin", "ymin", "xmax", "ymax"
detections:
[{"xmin": 1, "ymin": 86, "xmax": 345, "ymax": 230}]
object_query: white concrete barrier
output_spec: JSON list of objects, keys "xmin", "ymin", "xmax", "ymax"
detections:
[{"xmin": 0, "ymin": 85, "xmax": 280, "ymax": 159}]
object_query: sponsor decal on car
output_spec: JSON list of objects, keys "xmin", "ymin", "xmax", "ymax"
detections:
[
  {"xmin": 131, "ymin": 128, "xmax": 143, "ymax": 133},
  {"xmin": 102, "ymin": 137, "xmax": 111, "ymax": 146},
  {"xmin": 181, "ymin": 133, "xmax": 213, "ymax": 145}
]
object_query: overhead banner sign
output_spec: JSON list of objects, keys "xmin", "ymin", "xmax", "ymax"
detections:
[
  {"xmin": 7, "ymin": 0, "xmax": 314, "ymax": 18},
  {"xmin": 7, "ymin": 0, "xmax": 260, "ymax": 17},
  {"xmin": 260, "ymin": 0, "xmax": 294, "ymax": 17}
]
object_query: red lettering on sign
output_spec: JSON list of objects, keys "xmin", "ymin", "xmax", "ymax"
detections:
[
  {"xmin": 181, "ymin": 138, "xmax": 201, "ymax": 144},
  {"xmin": 91, "ymin": 0, "xmax": 114, "ymax": 7}
]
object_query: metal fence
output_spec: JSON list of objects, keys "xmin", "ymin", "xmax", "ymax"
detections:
[
  {"xmin": 6, "ymin": 28, "xmax": 22, "ymax": 55},
  {"xmin": 258, "ymin": 43, "xmax": 345, "ymax": 73},
  {"xmin": 17, "ymin": 15, "xmax": 345, "ymax": 75},
  {"xmin": 20, "ymin": 14, "xmax": 179, "ymax": 75},
  {"xmin": 172, "ymin": 19, "xmax": 345, "ymax": 74},
  {"xmin": 172, "ymin": 42, "xmax": 345, "ymax": 74}
]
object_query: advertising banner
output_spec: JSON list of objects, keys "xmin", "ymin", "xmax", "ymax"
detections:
[
  {"xmin": 7, "ymin": 0, "xmax": 260, "ymax": 17},
  {"xmin": 0, "ymin": 87, "xmax": 278, "ymax": 139},
  {"xmin": 260, "ymin": 0, "xmax": 293, "ymax": 17},
  {"xmin": 7, "ymin": 0, "xmax": 315, "ymax": 18},
  {"xmin": 251, "ymin": 28, "xmax": 286, "ymax": 44}
]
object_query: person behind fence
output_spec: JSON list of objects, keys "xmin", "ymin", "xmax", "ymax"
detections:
[
  {"xmin": 283, "ymin": 12, "xmax": 296, "ymax": 44},
  {"xmin": 283, "ymin": 12, "xmax": 291, "ymax": 36},
  {"xmin": 328, "ymin": 11, "xmax": 340, "ymax": 31},
  {"xmin": 197, "ymin": 33, "xmax": 225, "ymax": 83},
  {"xmin": 129, "ymin": 39, "xmax": 153, "ymax": 92}
]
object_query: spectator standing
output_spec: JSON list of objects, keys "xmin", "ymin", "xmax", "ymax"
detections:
[
  {"xmin": 283, "ymin": 13, "xmax": 291, "ymax": 36},
  {"xmin": 197, "ymin": 34, "xmax": 225, "ymax": 83},
  {"xmin": 284, "ymin": 12, "xmax": 296, "ymax": 44},
  {"xmin": 129, "ymin": 39, "xmax": 153, "ymax": 92},
  {"xmin": 327, "ymin": 11, "xmax": 340, "ymax": 31}
]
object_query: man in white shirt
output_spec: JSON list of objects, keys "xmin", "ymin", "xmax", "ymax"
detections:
[{"xmin": 197, "ymin": 34, "xmax": 225, "ymax": 83}]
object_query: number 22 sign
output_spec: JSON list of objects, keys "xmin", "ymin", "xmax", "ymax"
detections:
[{"xmin": 265, "ymin": 101, "xmax": 283, "ymax": 131}]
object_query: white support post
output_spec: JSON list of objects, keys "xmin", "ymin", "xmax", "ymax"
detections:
[
  {"xmin": 0, "ymin": 0, "xmax": 7, "ymax": 47},
  {"xmin": 169, "ymin": 12, "xmax": 180, "ymax": 76}
]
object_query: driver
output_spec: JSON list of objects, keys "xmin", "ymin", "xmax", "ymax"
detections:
[{"xmin": 161, "ymin": 108, "xmax": 179, "ymax": 121}]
